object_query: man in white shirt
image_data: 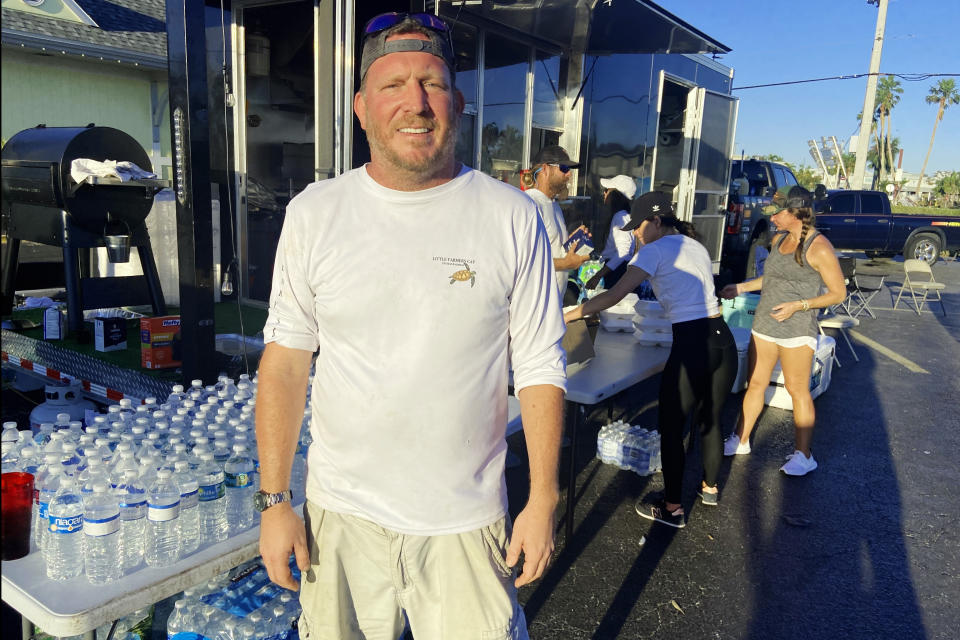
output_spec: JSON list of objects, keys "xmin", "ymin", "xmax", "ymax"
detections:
[
  {"xmin": 523, "ymin": 145, "xmax": 592, "ymax": 302},
  {"xmin": 255, "ymin": 13, "xmax": 565, "ymax": 640}
]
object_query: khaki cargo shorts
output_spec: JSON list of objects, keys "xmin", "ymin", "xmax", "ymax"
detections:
[{"xmin": 299, "ymin": 501, "xmax": 528, "ymax": 640}]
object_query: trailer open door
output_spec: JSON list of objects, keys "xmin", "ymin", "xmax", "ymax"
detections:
[{"xmin": 687, "ymin": 88, "xmax": 739, "ymax": 272}]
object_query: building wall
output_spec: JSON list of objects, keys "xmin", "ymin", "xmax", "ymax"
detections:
[{"xmin": 0, "ymin": 49, "xmax": 170, "ymax": 174}]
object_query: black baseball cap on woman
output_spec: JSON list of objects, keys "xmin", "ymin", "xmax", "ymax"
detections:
[{"xmin": 621, "ymin": 192, "xmax": 674, "ymax": 231}]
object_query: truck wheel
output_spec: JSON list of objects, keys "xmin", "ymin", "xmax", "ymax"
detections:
[{"xmin": 905, "ymin": 233, "xmax": 941, "ymax": 265}]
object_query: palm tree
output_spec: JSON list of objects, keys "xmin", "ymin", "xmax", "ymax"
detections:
[
  {"xmin": 916, "ymin": 79, "xmax": 960, "ymax": 197},
  {"xmin": 876, "ymin": 75, "xmax": 902, "ymax": 180}
]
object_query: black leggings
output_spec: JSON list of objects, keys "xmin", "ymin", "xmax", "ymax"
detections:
[{"xmin": 658, "ymin": 316, "xmax": 738, "ymax": 505}]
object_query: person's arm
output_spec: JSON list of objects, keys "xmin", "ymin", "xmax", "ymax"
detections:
[
  {"xmin": 506, "ymin": 384, "xmax": 563, "ymax": 587},
  {"xmin": 584, "ymin": 264, "xmax": 612, "ymax": 290},
  {"xmin": 719, "ymin": 276, "xmax": 763, "ymax": 299},
  {"xmin": 564, "ymin": 264, "xmax": 651, "ymax": 323},
  {"xmin": 769, "ymin": 235, "xmax": 846, "ymax": 322},
  {"xmin": 256, "ymin": 342, "xmax": 314, "ymax": 590}
]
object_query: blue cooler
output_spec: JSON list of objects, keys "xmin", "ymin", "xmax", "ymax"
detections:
[{"xmin": 721, "ymin": 293, "xmax": 761, "ymax": 329}]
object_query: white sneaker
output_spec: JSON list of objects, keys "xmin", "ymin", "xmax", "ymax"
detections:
[
  {"xmin": 723, "ymin": 434, "xmax": 751, "ymax": 456},
  {"xmin": 780, "ymin": 450, "xmax": 817, "ymax": 476}
]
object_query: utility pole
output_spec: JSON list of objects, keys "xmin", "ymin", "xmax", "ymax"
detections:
[{"xmin": 851, "ymin": 0, "xmax": 889, "ymax": 190}]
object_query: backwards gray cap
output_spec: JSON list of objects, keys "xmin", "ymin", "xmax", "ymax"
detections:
[{"xmin": 360, "ymin": 29, "xmax": 455, "ymax": 80}]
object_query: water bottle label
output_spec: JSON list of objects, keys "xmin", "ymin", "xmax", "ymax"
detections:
[
  {"xmin": 148, "ymin": 500, "xmax": 181, "ymax": 521},
  {"xmin": 48, "ymin": 514, "xmax": 83, "ymax": 534},
  {"xmin": 198, "ymin": 482, "xmax": 225, "ymax": 502},
  {"xmin": 225, "ymin": 471, "xmax": 252, "ymax": 488},
  {"xmin": 38, "ymin": 501, "xmax": 49, "ymax": 519},
  {"xmin": 180, "ymin": 488, "xmax": 199, "ymax": 509},
  {"xmin": 85, "ymin": 513, "xmax": 120, "ymax": 536}
]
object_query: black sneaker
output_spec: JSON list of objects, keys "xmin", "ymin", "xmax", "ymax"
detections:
[{"xmin": 635, "ymin": 498, "xmax": 685, "ymax": 528}]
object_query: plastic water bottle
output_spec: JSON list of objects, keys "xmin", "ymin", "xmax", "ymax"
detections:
[
  {"xmin": 35, "ymin": 452, "xmax": 64, "ymax": 552},
  {"xmin": 45, "ymin": 475, "xmax": 84, "ymax": 581},
  {"xmin": 1, "ymin": 422, "xmax": 20, "ymax": 456},
  {"xmin": 78, "ymin": 456, "xmax": 111, "ymax": 494},
  {"xmin": 167, "ymin": 384, "xmax": 188, "ymax": 408},
  {"xmin": 213, "ymin": 439, "xmax": 232, "ymax": 467},
  {"xmin": 61, "ymin": 441, "xmax": 81, "ymax": 477},
  {"xmin": 196, "ymin": 452, "xmax": 228, "ymax": 544},
  {"xmin": 166, "ymin": 600, "xmax": 200, "ymax": 640},
  {"xmin": 224, "ymin": 444, "xmax": 255, "ymax": 531},
  {"xmin": 115, "ymin": 469, "xmax": 147, "ymax": 569},
  {"xmin": 174, "ymin": 460, "xmax": 201, "ymax": 554},
  {"xmin": 84, "ymin": 481, "xmax": 122, "ymax": 584},
  {"xmin": 145, "ymin": 468, "xmax": 182, "ymax": 567}
]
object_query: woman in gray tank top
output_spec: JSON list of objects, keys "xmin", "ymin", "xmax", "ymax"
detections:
[{"xmin": 719, "ymin": 186, "xmax": 846, "ymax": 476}]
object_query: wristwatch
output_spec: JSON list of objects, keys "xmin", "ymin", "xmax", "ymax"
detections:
[{"xmin": 253, "ymin": 489, "xmax": 293, "ymax": 512}]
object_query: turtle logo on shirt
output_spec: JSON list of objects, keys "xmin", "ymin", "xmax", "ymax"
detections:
[{"xmin": 449, "ymin": 262, "xmax": 477, "ymax": 287}]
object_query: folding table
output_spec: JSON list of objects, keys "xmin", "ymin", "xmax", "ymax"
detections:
[{"xmin": 1, "ymin": 504, "xmax": 303, "ymax": 640}]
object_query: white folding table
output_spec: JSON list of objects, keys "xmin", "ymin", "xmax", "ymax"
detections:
[
  {"xmin": 509, "ymin": 330, "xmax": 670, "ymax": 542},
  {"xmin": 1, "ymin": 504, "xmax": 303, "ymax": 640}
]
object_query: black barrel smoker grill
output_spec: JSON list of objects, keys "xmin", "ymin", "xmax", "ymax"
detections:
[{"xmin": 1, "ymin": 125, "xmax": 169, "ymax": 332}]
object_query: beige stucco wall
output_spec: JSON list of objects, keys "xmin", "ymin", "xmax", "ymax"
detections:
[{"xmin": 1, "ymin": 48, "xmax": 170, "ymax": 176}]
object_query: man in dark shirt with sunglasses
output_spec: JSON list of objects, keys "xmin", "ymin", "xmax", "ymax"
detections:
[{"xmin": 256, "ymin": 12, "xmax": 565, "ymax": 640}]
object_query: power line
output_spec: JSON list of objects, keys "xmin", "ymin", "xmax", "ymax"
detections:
[{"xmin": 733, "ymin": 72, "xmax": 959, "ymax": 91}]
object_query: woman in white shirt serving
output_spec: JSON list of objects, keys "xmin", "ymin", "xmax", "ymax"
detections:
[
  {"xmin": 564, "ymin": 192, "xmax": 738, "ymax": 528},
  {"xmin": 585, "ymin": 174, "xmax": 636, "ymax": 290}
]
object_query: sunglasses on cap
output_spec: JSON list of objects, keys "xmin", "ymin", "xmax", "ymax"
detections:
[{"xmin": 364, "ymin": 12, "xmax": 451, "ymax": 37}]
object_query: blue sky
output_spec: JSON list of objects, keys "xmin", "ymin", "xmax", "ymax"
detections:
[{"xmin": 656, "ymin": 0, "xmax": 959, "ymax": 175}]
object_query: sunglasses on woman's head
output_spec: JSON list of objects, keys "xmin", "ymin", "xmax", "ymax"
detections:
[{"xmin": 364, "ymin": 12, "xmax": 451, "ymax": 36}]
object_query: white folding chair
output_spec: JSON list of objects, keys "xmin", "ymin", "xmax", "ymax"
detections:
[
  {"xmin": 818, "ymin": 312, "xmax": 859, "ymax": 367},
  {"xmin": 894, "ymin": 259, "xmax": 947, "ymax": 316}
]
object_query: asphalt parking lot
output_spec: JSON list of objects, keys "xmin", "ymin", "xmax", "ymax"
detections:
[{"xmin": 506, "ymin": 254, "xmax": 960, "ymax": 639}]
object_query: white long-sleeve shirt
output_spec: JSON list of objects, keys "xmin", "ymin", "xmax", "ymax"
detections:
[
  {"xmin": 524, "ymin": 187, "xmax": 570, "ymax": 297},
  {"xmin": 599, "ymin": 208, "xmax": 635, "ymax": 272},
  {"xmin": 263, "ymin": 166, "xmax": 566, "ymax": 535}
]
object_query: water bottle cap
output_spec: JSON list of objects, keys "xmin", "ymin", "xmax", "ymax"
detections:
[
  {"xmin": 69, "ymin": 421, "xmax": 83, "ymax": 429},
  {"xmin": 132, "ymin": 426, "xmax": 145, "ymax": 435},
  {"xmin": 87, "ymin": 456, "xmax": 101, "ymax": 466},
  {"xmin": 135, "ymin": 417, "xmax": 151, "ymax": 426},
  {"xmin": 215, "ymin": 439, "xmax": 229, "ymax": 448},
  {"xmin": 195, "ymin": 436, "xmax": 209, "ymax": 446},
  {"xmin": 57, "ymin": 413, "xmax": 71, "ymax": 422},
  {"xmin": 199, "ymin": 452, "xmax": 214, "ymax": 461},
  {"xmin": 92, "ymin": 482, "xmax": 109, "ymax": 493},
  {"xmin": 156, "ymin": 469, "xmax": 172, "ymax": 479},
  {"xmin": 174, "ymin": 460, "xmax": 190, "ymax": 470},
  {"xmin": 174, "ymin": 600, "xmax": 187, "ymax": 609},
  {"xmin": 191, "ymin": 379, "xmax": 203, "ymax": 388},
  {"xmin": 232, "ymin": 444, "xmax": 246, "ymax": 453},
  {"xmin": 173, "ymin": 384, "xmax": 185, "ymax": 393},
  {"xmin": 119, "ymin": 399, "xmax": 132, "ymax": 407},
  {"xmin": 45, "ymin": 452, "xmax": 61, "ymax": 463},
  {"xmin": 123, "ymin": 469, "xmax": 139, "ymax": 479}
]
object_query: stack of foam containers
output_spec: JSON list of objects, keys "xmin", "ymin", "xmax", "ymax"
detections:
[
  {"xmin": 598, "ymin": 293, "xmax": 640, "ymax": 332},
  {"xmin": 631, "ymin": 299, "xmax": 672, "ymax": 347},
  {"xmin": 762, "ymin": 335, "xmax": 836, "ymax": 410}
]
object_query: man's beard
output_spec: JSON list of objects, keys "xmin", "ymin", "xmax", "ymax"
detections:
[{"xmin": 366, "ymin": 112, "xmax": 460, "ymax": 175}]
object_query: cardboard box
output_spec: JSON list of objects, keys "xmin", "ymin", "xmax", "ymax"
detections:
[
  {"xmin": 140, "ymin": 315, "xmax": 182, "ymax": 369},
  {"xmin": 94, "ymin": 317, "xmax": 127, "ymax": 352},
  {"xmin": 43, "ymin": 306, "xmax": 66, "ymax": 340}
]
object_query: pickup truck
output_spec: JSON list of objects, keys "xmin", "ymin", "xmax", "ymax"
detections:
[
  {"xmin": 813, "ymin": 190, "xmax": 960, "ymax": 265},
  {"xmin": 721, "ymin": 159, "xmax": 800, "ymax": 281}
]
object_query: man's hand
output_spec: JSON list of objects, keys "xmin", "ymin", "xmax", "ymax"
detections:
[
  {"xmin": 259, "ymin": 503, "xmax": 310, "ymax": 590},
  {"xmin": 505, "ymin": 498, "xmax": 556, "ymax": 587}
]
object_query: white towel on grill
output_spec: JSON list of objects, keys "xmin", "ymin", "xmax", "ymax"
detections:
[{"xmin": 70, "ymin": 158, "xmax": 156, "ymax": 185}]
